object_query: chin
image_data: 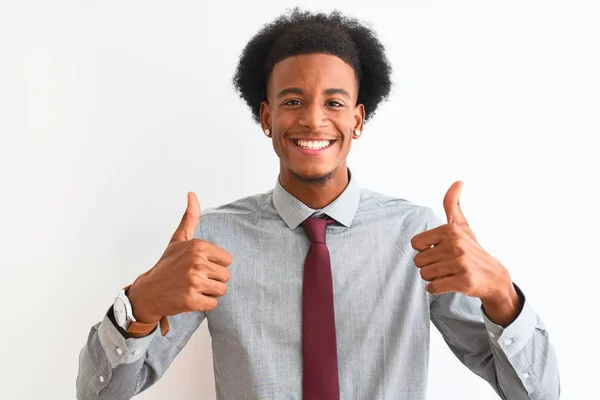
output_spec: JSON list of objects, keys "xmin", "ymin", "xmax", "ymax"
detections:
[{"xmin": 290, "ymin": 166, "xmax": 335, "ymax": 185}]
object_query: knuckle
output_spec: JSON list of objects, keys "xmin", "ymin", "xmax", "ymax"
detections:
[
  {"xmin": 188, "ymin": 272, "xmax": 202, "ymax": 288},
  {"xmin": 182, "ymin": 293, "xmax": 196, "ymax": 310},
  {"xmin": 426, "ymin": 282, "xmax": 437, "ymax": 293},
  {"xmin": 205, "ymin": 297, "xmax": 218, "ymax": 311},
  {"xmin": 413, "ymin": 254, "xmax": 420, "ymax": 267},
  {"xmin": 452, "ymin": 257, "xmax": 463, "ymax": 272},
  {"xmin": 456, "ymin": 254, "xmax": 470, "ymax": 269},
  {"xmin": 191, "ymin": 256, "xmax": 208, "ymax": 270},
  {"xmin": 447, "ymin": 224, "xmax": 462, "ymax": 238},
  {"xmin": 452, "ymin": 243, "xmax": 465, "ymax": 257},
  {"xmin": 223, "ymin": 268, "xmax": 231, "ymax": 282},
  {"xmin": 410, "ymin": 236, "xmax": 418, "ymax": 249},
  {"xmin": 450, "ymin": 224, "xmax": 462, "ymax": 234},
  {"xmin": 185, "ymin": 271, "xmax": 195, "ymax": 285},
  {"xmin": 191, "ymin": 239, "xmax": 208, "ymax": 252}
]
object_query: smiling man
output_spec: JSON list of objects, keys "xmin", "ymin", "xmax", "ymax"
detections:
[{"xmin": 77, "ymin": 8, "xmax": 559, "ymax": 400}]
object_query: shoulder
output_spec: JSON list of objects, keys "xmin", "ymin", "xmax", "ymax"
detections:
[
  {"xmin": 201, "ymin": 190, "xmax": 274, "ymax": 218},
  {"xmin": 193, "ymin": 190, "xmax": 276, "ymax": 238},
  {"xmin": 357, "ymin": 187, "xmax": 446, "ymax": 230}
]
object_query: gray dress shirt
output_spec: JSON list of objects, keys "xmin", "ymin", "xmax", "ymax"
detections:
[{"xmin": 76, "ymin": 172, "xmax": 560, "ymax": 399}]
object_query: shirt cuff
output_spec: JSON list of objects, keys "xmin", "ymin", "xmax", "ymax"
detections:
[
  {"xmin": 98, "ymin": 312, "xmax": 158, "ymax": 369},
  {"xmin": 481, "ymin": 284, "xmax": 536, "ymax": 359}
]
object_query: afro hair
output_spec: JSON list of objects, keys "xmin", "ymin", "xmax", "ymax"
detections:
[{"xmin": 232, "ymin": 7, "xmax": 393, "ymax": 124}]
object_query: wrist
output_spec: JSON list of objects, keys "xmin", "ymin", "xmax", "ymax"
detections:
[
  {"xmin": 482, "ymin": 284, "xmax": 519, "ymax": 308},
  {"xmin": 127, "ymin": 279, "xmax": 161, "ymax": 323},
  {"xmin": 481, "ymin": 284, "xmax": 521, "ymax": 327}
]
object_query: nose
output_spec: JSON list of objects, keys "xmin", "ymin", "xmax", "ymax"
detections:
[{"xmin": 298, "ymin": 102, "xmax": 329, "ymax": 130}]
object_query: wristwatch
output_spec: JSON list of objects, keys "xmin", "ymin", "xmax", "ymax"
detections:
[
  {"xmin": 113, "ymin": 286, "xmax": 163, "ymax": 338},
  {"xmin": 113, "ymin": 288, "xmax": 137, "ymax": 330}
]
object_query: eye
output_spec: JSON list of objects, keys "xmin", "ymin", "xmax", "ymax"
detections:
[
  {"xmin": 283, "ymin": 99, "xmax": 302, "ymax": 106},
  {"xmin": 326, "ymin": 100, "xmax": 343, "ymax": 107}
]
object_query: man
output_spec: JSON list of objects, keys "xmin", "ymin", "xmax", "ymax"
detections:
[{"xmin": 77, "ymin": 8, "xmax": 559, "ymax": 400}]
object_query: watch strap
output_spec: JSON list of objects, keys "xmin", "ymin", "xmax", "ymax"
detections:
[{"xmin": 122, "ymin": 284, "xmax": 171, "ymax": 338}]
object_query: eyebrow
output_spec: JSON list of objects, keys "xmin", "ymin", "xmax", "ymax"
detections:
[{"xmin": 276, "ymin": 87, "xmax": 352, "ymax": 99}]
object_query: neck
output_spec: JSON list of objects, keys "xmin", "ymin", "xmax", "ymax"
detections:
[{"xmin": 279, "ymin": 164, "xmax": 349, "ymax": 210}]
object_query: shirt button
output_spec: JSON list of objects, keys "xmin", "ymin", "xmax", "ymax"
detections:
[
  {"xmin": 133, "ymin": 349, "xmax": 140, "ymax": 355},
  {"xmin": 523, "ymin": 373, "xmax": 530, "ymax": 379},
  {"xmin": 503, "ymin": 338, "xmax": 513, "ymax": 346},
  {"xmin": 99, "ymin": 376, "xmax": 105, "ymax": 383},
  {"xmin": 116, "ymin": 347, "xmax": 123, "ymax": 356},
  {"xmin": 488, "ymin": 331, "xmax": 495, "ymax": 338}
]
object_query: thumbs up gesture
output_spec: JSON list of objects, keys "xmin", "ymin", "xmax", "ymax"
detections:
[
  {"xmin": 127, "ymin": 192, "xmax": 233, "ymax": 323},
  {"xmin": 410, "ymin": 182, "xmax": 520, "ymax": 325}
]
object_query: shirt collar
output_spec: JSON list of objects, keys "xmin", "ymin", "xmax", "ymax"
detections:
[{"xmin": 272, "ymin": 169, "xmax": 360, "ymax": 229}]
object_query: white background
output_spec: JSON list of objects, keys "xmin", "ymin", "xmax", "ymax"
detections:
[{"xmin": 1, "ymin": 1, "xmax": 598, "ymax": 399}]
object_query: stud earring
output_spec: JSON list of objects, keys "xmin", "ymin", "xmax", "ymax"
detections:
[
  {"xmin": 264, "ymin": 128, "xmax": 270, "ymax": 137},
  {"xmin": 354, "ymin": 129, "xmax": 362, "ymax": 138}
]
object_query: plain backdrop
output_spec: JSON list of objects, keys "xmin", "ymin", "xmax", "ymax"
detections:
[{"xmin": 1, "ymin": 1, "xmax": 598, "ymax": 399}]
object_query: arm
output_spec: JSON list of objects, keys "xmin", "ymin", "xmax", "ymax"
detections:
[
  {"xmin": 410, "ymin": 183, "xmax": 560, "ymax": 399},
  {"xmin": 76, "ymin": 308, "xmax": 205, "ymax": 400},
  {"xmin": 430, "ymin": 286, "xmax": 560, "ymax": 399},
  {"xmin": 77, "ymin": 193, "xmax": 232, "ymax": 399}
]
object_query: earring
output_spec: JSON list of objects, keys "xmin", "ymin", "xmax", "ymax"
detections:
[
  {"xmin": 264, "ymin": 128, "xmax": 271, "ymax": 137},
  {"xmin": 354, "ymin": 129, "xmax": 362, "ymax": 138}
]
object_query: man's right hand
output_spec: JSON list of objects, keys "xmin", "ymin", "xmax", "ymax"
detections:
[{"xmin": 127, "ymin": 192, "xmax": 233, "ymax": 323}]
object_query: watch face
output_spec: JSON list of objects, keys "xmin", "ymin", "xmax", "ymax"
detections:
[{"xmin": 113, "ymin": 297, "xmax": 127, "ymax": 327}]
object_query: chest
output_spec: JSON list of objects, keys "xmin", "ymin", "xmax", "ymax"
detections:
[{"xmin": 203, "ymin": 220, "xmax": 430, "ymax": 344}]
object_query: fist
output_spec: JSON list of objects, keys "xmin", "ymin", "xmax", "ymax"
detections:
[
  {"xmin": 410, "ymin": 181, "xmax": 512, "ymax": 302},
  {"xmin": 128, "ymin": 192, "xmax": 233, "ymax": 322}
]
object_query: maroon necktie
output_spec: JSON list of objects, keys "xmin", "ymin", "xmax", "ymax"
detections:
[{"xmin": 301, "ymin": 216, "xmax": 340, "ymax": 400}]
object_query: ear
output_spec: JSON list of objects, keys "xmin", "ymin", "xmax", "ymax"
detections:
[
  {"xmin": 352, "ymin": 103, "xmax": 365, "ymax": 139},
  {"xmin": 259, "ymin": 101, "xmax": 271, "ymax": 135}
]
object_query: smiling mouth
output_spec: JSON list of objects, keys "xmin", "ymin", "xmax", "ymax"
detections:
[{"xmin": 292, "ymin": 139, "xmax": 336, "ymax": 150}]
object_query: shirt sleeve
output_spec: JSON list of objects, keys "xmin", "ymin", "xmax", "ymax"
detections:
[
  {"xmin": 77, "ymin": 220, "xmax": 214, "ymax": 399},
  {"xmin": 424, "ymin": 207, "xmax": 560, "ymax": 400},
  {"xmin": 76, "ymin": 307, "xmax": 206, "ymax": 400}
]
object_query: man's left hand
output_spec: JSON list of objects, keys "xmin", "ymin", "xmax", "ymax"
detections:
[{"xmin": 410, "ymin": 181, "xmax": 518, "ymax": 310}]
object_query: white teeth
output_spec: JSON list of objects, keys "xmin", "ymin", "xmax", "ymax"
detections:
[{"xmin": 296, "ymin": 140, "xmax": 331, "ymax": 149}]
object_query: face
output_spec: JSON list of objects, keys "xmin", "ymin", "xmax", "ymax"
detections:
[{"xmin": 260, "ymin": 53, "xmax": 365, "ymax": 184}]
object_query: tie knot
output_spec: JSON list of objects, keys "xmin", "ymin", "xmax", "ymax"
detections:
[{"xmin": 302, "ymin": 216, "xmax": 334, "ymax": 244}]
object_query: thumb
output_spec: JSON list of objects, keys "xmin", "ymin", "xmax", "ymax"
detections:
[
  {"xmin": 170, "ymin": 191, "xmax": 201, "ymax": 243},
  {"xmin": 443, "ymin": 180, "xmax": 469, "ymax": 226}
]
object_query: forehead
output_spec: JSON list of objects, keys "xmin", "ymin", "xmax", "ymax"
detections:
[{"xmin": 267, "ymin": 53, "xmax": 358, "ymax": 98}]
